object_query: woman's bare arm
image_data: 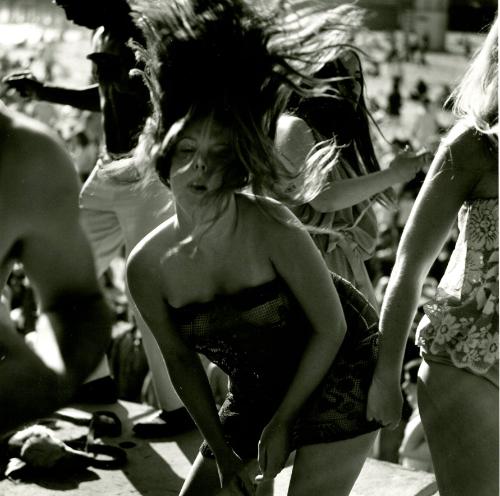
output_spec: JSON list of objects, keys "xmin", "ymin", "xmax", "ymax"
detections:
[
  {"xmin": 310, "ymin": 152, "xmax": 427, "ymax": 212},
  {"xmin": 276, "ymin": 114, "xmax": 427, "ymax": 212},
  {"xmin": 126, "ymin": 242, "xmax": 232, "ymax": 459},
  {"xmin": 257, "ymin": 203, "xmax": 347, "ymax": 478},
  {"xmin": 367, "ymin": 130, "xmax": 487, "ymax": 427}
]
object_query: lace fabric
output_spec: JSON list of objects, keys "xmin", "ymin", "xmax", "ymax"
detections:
[{"xmin": 417, "ymin": 198, "xmax": 499, "ymax": 375}]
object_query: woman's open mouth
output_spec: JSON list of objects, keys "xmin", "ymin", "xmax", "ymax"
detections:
[{"xmin": 189, "ymin": 183, "xmax": 208, "ymax": 194}]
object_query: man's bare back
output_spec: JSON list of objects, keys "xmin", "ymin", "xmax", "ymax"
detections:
[{"xmin": 0, "ymin": 102, "xmax": 111, "ymax": 435}]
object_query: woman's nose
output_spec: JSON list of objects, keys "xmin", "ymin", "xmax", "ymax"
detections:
[{"xmin": 194, "ymin": 156, "xmax": 208, "ymax": 173}]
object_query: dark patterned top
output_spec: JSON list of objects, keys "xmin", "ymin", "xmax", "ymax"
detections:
[{"xmin": 169, "ymin": 273, "xmax": 381, "ymax": 459}]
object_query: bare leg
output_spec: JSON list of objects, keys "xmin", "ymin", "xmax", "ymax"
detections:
[
  {"xmin": 287, "ymin": 430, "xmax": 378, "ymax": 496},
  {"xmin": 418, "ymin": 360, "xmax": 499, "ymax": 496}
]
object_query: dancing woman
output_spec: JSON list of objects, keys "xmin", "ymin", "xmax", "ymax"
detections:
[
  {"xmin": 127, "ymin": 1, "xmax": 381, "ymax": 494},
  {"xmin": 275, "ymin": 49, "xmax": 428, "ymax": 309}
]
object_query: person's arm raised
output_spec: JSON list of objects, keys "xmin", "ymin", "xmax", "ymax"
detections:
[
  {"xmin": 3, "ymin": 72, "xmax": 100, "ymax": 111},
  {"xmin": 275, "ymin": 114, "xmax": 428, "ymax": 212},
  {"xmin": 310, "ymin": 149, "xmax": 429, "ymax": 212}
]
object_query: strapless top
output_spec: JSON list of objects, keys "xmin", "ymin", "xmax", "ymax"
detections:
[{"xmin": 169, "ymin": 277, "xmax": 309, "ymax": 407}]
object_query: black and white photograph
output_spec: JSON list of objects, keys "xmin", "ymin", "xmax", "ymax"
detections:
[{"xmin": 0, "ymin": 0, "xmax": 497, "ymax": 495}]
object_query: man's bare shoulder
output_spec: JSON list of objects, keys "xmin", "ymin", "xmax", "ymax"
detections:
[
  {"xmin": 0, "ymin": 105, "xmax": 81, "ymax": 243},
  {"xmin": 0, "ymin": 106, "xmax": 79, "ymax": 199}
]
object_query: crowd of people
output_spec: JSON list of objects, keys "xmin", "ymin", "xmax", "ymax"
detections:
[{"xmin": 0, "ymin": 1, "xmax": 497, "ymax": 495}]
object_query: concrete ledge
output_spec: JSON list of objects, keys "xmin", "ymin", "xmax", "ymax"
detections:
[{"xmin": 0, "ymin": 400, "xmax": 438, "ymax": 495}]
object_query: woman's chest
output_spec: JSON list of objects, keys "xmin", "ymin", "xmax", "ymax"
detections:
[{"xmin": 160, "ymin": 238, "xmax": 276, "ymax": 308}]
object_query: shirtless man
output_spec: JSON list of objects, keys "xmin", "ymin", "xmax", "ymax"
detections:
[
  {"xmin": 0, "ymin": 101, "xmax": 111, "ymax": 435},
  {"xmin": 4, "ymin": 0, "xmax": 192, "ymax": 436}
]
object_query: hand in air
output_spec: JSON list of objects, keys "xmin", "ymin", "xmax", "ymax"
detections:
[
  {"xmin": 256, "ymin": 417, "xmax": 292, "ymax": 484},
  {"xmin": 366, "ymin": 373, "xmax": 403, "ymax": 430},
  {"xmin": 3, "ymin": 72, "xmax": 44, "ymax": 99},
  {"xmin": 389, "ymin": 148, "xmax": 432, "ymax": 182}
]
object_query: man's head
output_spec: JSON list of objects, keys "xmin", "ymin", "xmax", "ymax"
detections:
[{"xmin": 54, "ymin": 0, "xmax": 131, "ymax": 30}]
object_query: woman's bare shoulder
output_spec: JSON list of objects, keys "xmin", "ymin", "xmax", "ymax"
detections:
[
  {"xmin": 444, "ymin": 124, "xmax": 496, "ymax": 169},
  {"xmin": 237, "ymin": 192, "xmax": 293, "ymax": 222},
  {"xmin": 430, "ymin": 124, "xmax": 496, "ymax": 195},
  {"xmin": 235, "ymin": 192, "xmax": 302, "ymax": 242},
  {"xmin": 275, "ymin": 114, "xmax": 316, "ymax": 172},
  {"xmin": 277, "ymin": 114, "xmax": 310, "ymax": 136},
  {"xmin": 130, "ymin": 216, "xmax": 177, "ymax": 262}
]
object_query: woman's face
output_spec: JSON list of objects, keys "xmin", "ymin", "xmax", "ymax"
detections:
[{"xmin": 169, "ymin": 117, "xmax": 234, "ymax": 210}]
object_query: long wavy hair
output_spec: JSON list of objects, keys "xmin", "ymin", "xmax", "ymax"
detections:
[
  {"xmin": 449, "ymin": 15, "xmax": 498, "ymax": 136},
  {"xmin": 289, "ymin": 49, "xmax": 395, "ymax": 208},
  {"xmin": 131, "ymin": 0, "xmax": 363, "ymax": 208}
]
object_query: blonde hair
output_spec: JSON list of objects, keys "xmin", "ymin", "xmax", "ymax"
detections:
[{"xmin": 450, "ymin": 16, "xmax": 498, "ymax": 135}]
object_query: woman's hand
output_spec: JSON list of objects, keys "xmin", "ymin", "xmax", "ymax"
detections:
[
  {"xmin": 256, "ymin": 416, "xmax": 292, "ymax": 483},
  {"xmin": 366, "ymin": 373, "xmax": 403, "ymax": 430},
  {"xmin": 216, "ymin": 468, "xmax": 257, "ymax": 496},
  {"xmin": 216, "ymin": 448, "xmax": 256, "ymax": 495},
  {"xmin": 389, "ymin": 149, "xmax": 431, "ymax": 182}
]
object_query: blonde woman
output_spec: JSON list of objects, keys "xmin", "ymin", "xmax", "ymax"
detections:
[{"xmin": 367, "ymin": 17, "xmax": 498, "ymax": 496}]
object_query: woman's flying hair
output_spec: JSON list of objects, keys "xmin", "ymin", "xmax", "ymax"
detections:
[
  {"xmin": 130, "ymin": 0, "xmax": 364, "ymax": 205},
  {"xmin": 290, "ymin": 49, "xmax": 396, "ymax": 208},
  {"xmin": 449, "ymin": 15, "xmax": 498, "ymax": 135}
]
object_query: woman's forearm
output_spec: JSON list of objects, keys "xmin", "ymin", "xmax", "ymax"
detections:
[
  {"xmin": 310, "ymin": 168, "xmax": 401, "ymax": 212},
  {"xmin": 164, "ymin": 350, "xmax": 231, "ymax": 457},
  {"xmin": 375, "ymin": 268, "xmax": 424, "ymax": 380},
  {"xmin": 273, "ymin": 329, "xmax": 345, "ymax": 424}
]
